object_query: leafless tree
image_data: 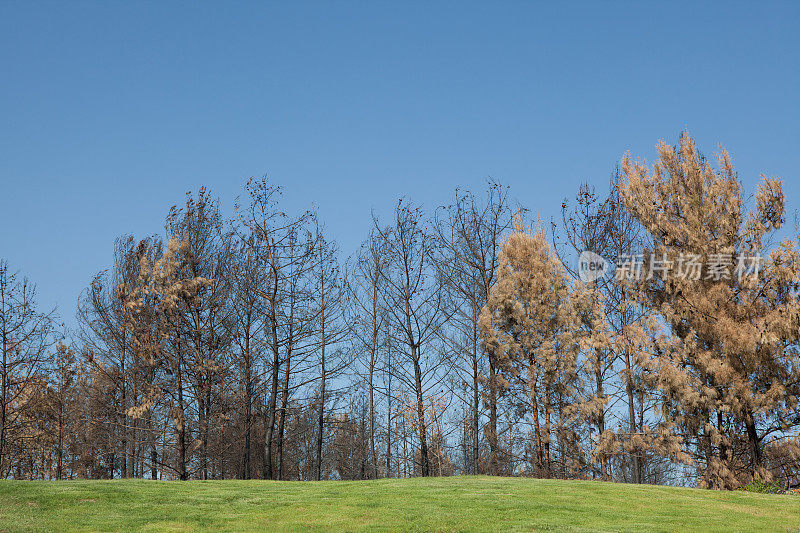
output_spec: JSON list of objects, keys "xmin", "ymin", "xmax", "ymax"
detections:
[
  {"xmin": 309, "ymin": 215, "xmax": 349, "ymax": 481},
  {"xmin": 375, "ymin": 199, "xmax": 451, "ymax": 476},
  {"xmin": 435, "ymin": 181, "xmax": 514, "ymax": 474},
  {"xmin": 235, "ymin": 176, "xmax": 312, "ymax": 479},
  {"xmin": 0, "ymin": 261, "xmax": 55, "ymax": 475},
  {"xmin": 227, "ymin": 235, "xmax": 266, "ymax": 479},
  {"xmin": 347, "ymin": 227, "xmax": 389, "ymax": 478}
]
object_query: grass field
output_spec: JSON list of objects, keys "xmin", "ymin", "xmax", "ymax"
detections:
[{"xmin": 0, "ymin": 476, "xmax": 798, "ymax": 532}]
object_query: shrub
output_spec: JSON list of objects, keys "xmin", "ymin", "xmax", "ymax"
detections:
[{"xmin": 741, "ymin": 477, "xmax": 781, "ymax": 494}]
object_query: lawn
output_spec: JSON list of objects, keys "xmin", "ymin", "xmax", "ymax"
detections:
[{"xmin": 0, "ymin": 476, "xmax": 797, "ymax": 532}]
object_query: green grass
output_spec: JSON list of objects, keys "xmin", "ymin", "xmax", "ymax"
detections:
[{"xmin": 0, "ymin": 476, "xmax": 797, "ymax": 532}]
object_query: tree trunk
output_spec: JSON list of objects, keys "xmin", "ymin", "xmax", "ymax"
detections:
[
  {"xmin": 623, "ymin": 347, "xmax": 641, "ymax": 484},
  {"xmin": 472, "ymin": 336, "xmax": 480, "ymax": 475},
  {"xmin": 120, "ymin": 329, "xmax": 127, "ymax": 479},
  {"xmin": 746, "ymin": 415, "xmax": 762, "ymax": 474},
  {"xmin": 412, "ymin": 349, "xmax": 430, "ymax": 477},
  {"xmin": 150, "ymin": 420, "xmax": 158, "ymax": 480},
  {"xmin": 177, "ymin": 374, "xmax": 187, "ymax": 480},
  {"xmin": 315, "ymin": 344, "xmax": 326, "ymax": 481},
  {"xmin": 243, "ymin": 340, "xmax": 252, "ymax": 479},
  {"xmin": 594, "ymin": 358, "xmax": 608, "ymax": 481},
  {"xmin": 263, "ymin": 253, "xmax": 281, "ymax": 480},
  {"xmin": 487, "ymin": 361, "xmax": 499, "ymax": 475},
  {"xmin": 386, "ymin": 346, "xmax": 393, "ymax": 478},
  {"xmin": 369, "ymin": 349, "xmax": 377, "ymax": 479},
  {"xmin": 264, "ymin": 311, "xmax": 280, "ymax": 480},
  {"xmin": 277, "ymin": 344, "xmax": 291, "ymax": 480},
  {"xmin": 1, "ymin": 318, "xmax": 8, "ymax": 475},
  {"xmin": 531, "ymin": 377, "xmax": 543, "ymax": 472},
  {"xmin": 56, "ymin": 401, "xmax": 64, "ymax": 480},
  {"xmin": 544, "ymin": 387, "xmax": 552, "ymax": 478}
]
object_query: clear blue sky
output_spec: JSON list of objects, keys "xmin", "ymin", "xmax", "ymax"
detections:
[{"xmin": 1, "ymin": 1, "xmax": 798, "ymax": 328}]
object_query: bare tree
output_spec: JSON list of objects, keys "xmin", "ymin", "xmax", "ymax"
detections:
[
  {"xmin": 376, "ymin": 200, "xmax": 450, "ymax": 476},
  {"xmin": 275, "ymin": 224, "xmax": 316, "ymax": 480},
  {"xmin": 78, "ymin": 235, "xmax": 147, "ymax": 478},
  {"xmin": 310, "ymin": 215, "xmax": 349, "ymax": 481},
  {"xmin": 348, "ymin": 227, "xmax": 388, "ymax": 478},
  {"xmin": 227, "ymin": 235, "xmax": 266, "ymax": 479},
  {"xmin": 50, "ymin": 341, "xmax": 77, "ymax": 480},
  {"xmin": 0, "ymin": 261, "xmax": 55, "ymax": 476},
  {"xmin": 435, "ymin": 181, "xmax": 514, "ymax": 474},
  {"xmin": 235, "ymin": 176, "xmax": 311, "ymax": 479}
]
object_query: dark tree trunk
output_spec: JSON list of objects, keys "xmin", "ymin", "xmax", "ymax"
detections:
[
  {"xmin": 315, "ymin": 344, "xmax": 326, "ymax": 481},
  {"xmin": 487, "ymin": 362, "xmax": 499, "ymax": 475},
  {"xmin": 412, "ymin": 349, "xmax": 430, "ymax": 477}
]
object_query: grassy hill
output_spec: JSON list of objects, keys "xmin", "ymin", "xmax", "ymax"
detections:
[{"xmin": 0, "ymin": 476, "xmax": 797, "ymax": 532}]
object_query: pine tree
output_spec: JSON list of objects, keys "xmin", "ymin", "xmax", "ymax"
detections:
[
  {"xmin": 620, "ymin": 131, "xmax": 800, "ymax": 488},
  {"xmin": 479, "ymin": 219, "xmax": 581, "ymax": 478}
]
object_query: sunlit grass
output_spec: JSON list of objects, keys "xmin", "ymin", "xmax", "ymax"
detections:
[{"xmin": 0, "ymin": 476, "xmax": 797, "ymax": 532}]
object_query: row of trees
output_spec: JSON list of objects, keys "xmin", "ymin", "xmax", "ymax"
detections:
[{"xmin": 2, "ymin": 132, "xmax": 799, "ymax": 489}]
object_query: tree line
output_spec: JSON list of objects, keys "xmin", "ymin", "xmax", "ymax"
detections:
[{"xmin": 2, "ymin": 132, "xmax": 799, "ymax": 489}]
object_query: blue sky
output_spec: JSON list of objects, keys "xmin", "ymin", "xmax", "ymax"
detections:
[{"xmin": 1, "ymin": 1, "xmax": 798, "ymax": 328}]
